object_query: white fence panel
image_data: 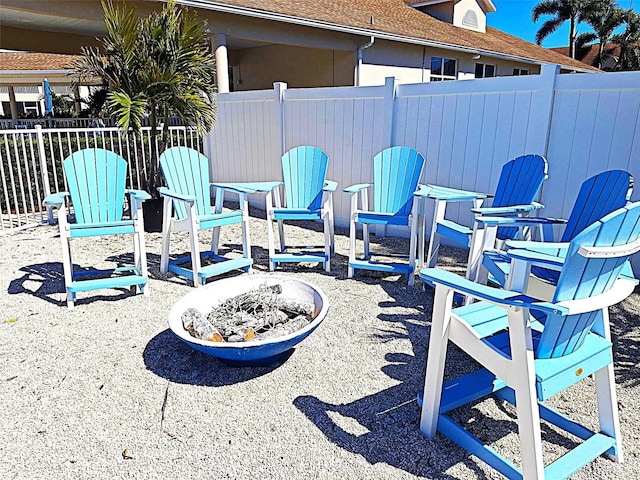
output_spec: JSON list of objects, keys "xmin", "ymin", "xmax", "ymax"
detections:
[
  {"xmin": 544, "ymin": 71, "xmax": 640, "ymax": 271},
  {"xmin": 206, "ymin": 89, "xmax": 282, "ymax": 202},
  {"xmin": 394, "ymin": 67, "xmax": 556, "ymax": 236},
  {"xmin": 283, "ymin": 83, "xmax": 390, "ymax": 222},
  {"xmin": 203, "ymin": 67, "xmax": 640, "ymax": 272}
]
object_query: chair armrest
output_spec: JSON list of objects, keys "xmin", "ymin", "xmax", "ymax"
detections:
[
  {"xmin": 505, "ymin": 248, "xmax": 566, "ymax": 271},
  {"xmin": 43, "ymin": 192, "xmax": 68, "ymax": 206},
  {"xmin": 471, "ymin": 202, "xmax": 544, "ymax": 215},
  {"xmin": 323, "ymin": 180, "xmax": 338, "ymax": 192},
  {"xmin": 422, "ymin": 183, "xmax": 490, "ymax": 202},
  {"xmin": 475, "ymin": 215, "xmax": 564, "ymax": 227},
  {"xmin": 158, "ymin": 187, "xmax": 197, "ymax": 203},
  {"xmin": 343, "ymin": 183, "xmax": 371, "ymax": 194},
  {"xmin": 210, "ymin": 182, "xmax": 257, "ymax": 195},
  {"xmin": 126, "ymin": 189, "xmax": 151, "ymax": 201},
  {"xmin": 579, "ymin": 235, "xmax": 640, "ymax": 258},
  {"xmin": 420, "ymin": 268, "xmax": 564, "ymax": 316},
  {"xmin": 504, "ymin": 240, "xmax": 569, "ymax": 257}
]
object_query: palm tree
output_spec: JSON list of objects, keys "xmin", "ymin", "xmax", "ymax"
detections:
[
  {"xmin": 71, "ymin": 0, "xmax": 216, "ymax": 196},
  {"xmin": 577, "ymin": 0, "xmax": 626, "ymax": 69},
  {"xmin": 612, "ymin": 9, "xmax": 640, "ymax": 71},
  {"xmin": 532, "ymin": 0, "xmax": 601, "ymax": 58}
]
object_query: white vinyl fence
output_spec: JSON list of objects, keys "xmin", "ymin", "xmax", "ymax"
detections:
[
  {"xmin": 207, "ymin": 64, "xmax": 640, "ymax": 272},
  {"xmin": 0, "ymin": 125, "xmax": 201, "ymax": 233}
]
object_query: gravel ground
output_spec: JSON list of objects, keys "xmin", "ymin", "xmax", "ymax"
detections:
[{"xmin": 1, "ymin": 204, "xmax": 639, "ymax": 480}]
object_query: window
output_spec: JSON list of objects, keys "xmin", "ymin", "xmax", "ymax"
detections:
[
  {"xmin": 474, "ymin": 63, "xmax": 496, "ymax": 78},
  {"xmin": 513, "ymin": 68, "xmax": 529, "ymax": 76},
  {"xmin": 430, "ymin": 56, "xmax": 457, "ymax": 81}
]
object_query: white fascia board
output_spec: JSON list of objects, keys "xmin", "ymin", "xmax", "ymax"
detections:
[{"xmin": 172, "ymin": 0, "xmax": 593, "ymax": 73}]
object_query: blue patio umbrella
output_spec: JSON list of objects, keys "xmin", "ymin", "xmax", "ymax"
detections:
[{"xmin": 42, "ymin": 78, "xmax": 54, "ymax": 116}]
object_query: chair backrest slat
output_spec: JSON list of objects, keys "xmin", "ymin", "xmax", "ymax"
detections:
[
  {"xmin": 64, "ymin": 148, "xmax": 127, "ymax": 224},
  {"xmin": 535, "ymin": 203, "xmax": 640, "ymax": 359},
  {"xmin": 492, "ymin": 154, "xmax": 548, "ymax": 240},
  {"xmin": 561, "ymin": 170, "xmax": 633, "ymax": 242},
  {"xmin": 159, "ymin": 147, "xmax": 210, "ymax": 220},
  {"xmin": 372, "ymin": 146, "xmax": 425, "ymax": 216},
  {"xmin": 282, "ymin": 146, "xmax": 329, "ymax": 210}
]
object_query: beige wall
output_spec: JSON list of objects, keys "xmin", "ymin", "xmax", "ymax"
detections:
[
  {"xmin": 0, "ymin": 26, "xmax": 100, "ymax": 54},
  {"xmin": 230, "ymin": 44, "xmax": 355, "ymax": 90},
  {"xmin": 358, "ymin": 40, "xmax": 541, "ymax": 86}
]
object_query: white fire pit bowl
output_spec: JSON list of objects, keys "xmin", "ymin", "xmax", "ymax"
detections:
[{"xmin": 168, "ymin": 275, "xmax": 329, "ymax": 366}]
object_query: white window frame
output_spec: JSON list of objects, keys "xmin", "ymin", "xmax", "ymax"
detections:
[
  {"xmin": 513, "ymin": 68, "xmax": 529, "ymax": 76},
  {"xmin": 474, "ymin": 63, "xmax": 496, "ymax": 78},
  {"xmin": 430, "ymin": 56, "xmax": 457, "ymax": 82}
]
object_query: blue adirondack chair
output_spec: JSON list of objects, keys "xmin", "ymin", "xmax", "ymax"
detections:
[
  {"xmin": 343, "ymin": 146, "xmax": 425, "ymax": 286},
  {"xmin": 43, "ymin": 148, "xmax": 150, "ymax": 308},
  {"xmin": 266, "ymin": 146, "xmax": 337, "ymax": 272},
  {"xmin": 481, "ymin": 170, "xmax": 634, "ymax": 294},
  {"xmin": 419, "ymin": 201, "xmax": 640, "ymax": 479},
  {"xmin": 424, "ymin": 154, "xmax": 548, "ymax": 283},
  {"xmin": 158, "ymin": 147, "xmax": 256, "ymax": 287}
]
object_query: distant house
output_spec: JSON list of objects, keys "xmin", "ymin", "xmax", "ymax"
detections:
[
  {"xmin": 0, "ymin": 0, "xmax": 598, "ymax": 101},
  {"xmin": 0, "ymin": 52, "xmax": 87, "ymax": 119},
  {"xmin": 550, "ymin": 44, "xmax": 621, "ymax": 71}
]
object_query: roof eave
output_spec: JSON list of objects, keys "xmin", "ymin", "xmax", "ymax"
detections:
[{"xmin": 173, "ymin": 0, "xmax": 596, "ymax": 74}]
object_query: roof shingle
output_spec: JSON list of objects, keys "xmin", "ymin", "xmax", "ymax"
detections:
[
  {"xmin": 0, "ymin": 52, "xmax": 78, "ymax": 71},
  {"xmin": 200, "ymin": 0, "xmax": 599, "ymax": 71}
]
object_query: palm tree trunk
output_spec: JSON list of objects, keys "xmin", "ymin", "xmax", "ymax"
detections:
[{"xmin": 569, "ymin": 17, "xmax": 577, "ymax": 59}]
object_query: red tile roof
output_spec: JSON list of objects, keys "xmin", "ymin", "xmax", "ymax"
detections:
[
  {"xmin": 0, "ymin": 52, "xmax": 79, "ymax": 71},
  {"xmin": 550, "ymin": 43, "xmax": 621, "ymax": 69},
  {"xmin": 198, "ymin": 0, "xmax": 599, "ymax": 71}
]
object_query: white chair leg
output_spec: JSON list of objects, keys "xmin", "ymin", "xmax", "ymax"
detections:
[
  {"xmin": 211, "ymin": 187, "xmax": 224, "ymax": 254},
  {"xmin": 160, "ymin": 196, "xmax": 173, "ymax": 274},
  {"xmin": 426, "ymin": 199, "xmax": 447, "ymax": 269},
  {"xmin": 348, "ymin": 194, "xmax": 358, "ymax": 278},
  {"xmin": 328, "ymin": 194, "xmax": 335, "ymax": 255},
  {"xmin": 187, "ymin": 204, "xmax": 203, "ymax": 287},
  {"xmin": 60, "ymin": 235, "xmax": 75, "ymax": 308},
  {"xmin": 508, "ymin": 308, "xmax": 546, "ymax": 479},
  {"xmin": 595, "ymin": 363, "xmax": 623, "ymax": 462},
  {"xmin": 420, "ymin": 285, "xmax": 454, "ymax": 437},
  {"xmin": 274, "ymin": 187, "xmax": 286, "ymax": 253},
  {"xmin": 323, "ymin": 212, "xmax": 331, "ymax": 272},
  {"xmin": 361, "ymin": 190, "xmax": 370, "ymax": 259},
  {"xmin": 592, "ymin": 308, "xmax": 623, "ymax": 462},
  {"xmin": 240, "ymin": 194, "xmax": 252, "ymax": 272},
  {"xmin": 408, "ymin": 211, "xmax": 418, "ymax": 286},
  {"xmin": 266, "ymin": 190, "xmax": 277, "ymax": 271}
]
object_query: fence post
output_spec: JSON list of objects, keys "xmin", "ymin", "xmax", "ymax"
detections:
[
  {"xmin": 382, "ymin": 76, "xmax": 398, "ymax": 148},
  {"xmin": 531, "ymin": 64, "xmax": 559, "ymax": 158},
  {"xmin": 35, "ymin": 125, "xmax": 54, "ymax": 224},
  {"xmin": 274, "ymin": 82, "xmax": 288, "ymax": 155},
  {"xmin": 529, "ymin": 64, "xmax": 559, "ymax": 215}
]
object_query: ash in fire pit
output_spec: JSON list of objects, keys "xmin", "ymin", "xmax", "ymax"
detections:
[{"xmin": 181, "ymin": 283, "xmax": 315, "ymax": 343}]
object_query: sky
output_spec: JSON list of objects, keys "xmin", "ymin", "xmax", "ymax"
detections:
[{"xmin": 487, "ymin": 0, "xmax": 638, "ymax": 48}]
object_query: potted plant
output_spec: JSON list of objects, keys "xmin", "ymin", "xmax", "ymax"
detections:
[{"xmin": 72, "ymin": 0, "xmax": 217, "ymax": 231}]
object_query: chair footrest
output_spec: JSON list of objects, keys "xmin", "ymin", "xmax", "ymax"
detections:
[
  {"xmin": 270, "ymin": 253, "xmax": 328, "ymax": 264},
  {"xmin": 68, "ymin": 274, "xmax": 147, "ymax": 293},
  {"xmin": 349, "ymin": 259, "xmax": 413, "ymax": 274},
  {"xmin": 436, "ymin": 220, "xmax": 472, "ymax": 247},
  {"xmin": 168, "ymin": 256, "xmax": 253, "ymax": 281}
]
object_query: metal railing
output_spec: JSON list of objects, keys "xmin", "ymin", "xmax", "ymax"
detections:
[
  {"xmin": 0, "ymin": 124, "xmax": 203, "ymax": 233},
  {"xmin": 0, "ymin": 116, "xmax": 185, "ymax": 130}
]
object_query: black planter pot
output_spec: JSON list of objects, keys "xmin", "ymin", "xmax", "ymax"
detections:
[{"xmin": 142, "ymin": 197, "xmax": 164, "ymax": 233}]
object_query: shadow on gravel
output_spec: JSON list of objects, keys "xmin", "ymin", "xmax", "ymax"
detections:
[
  {"xmin": 143, "ymin": 329, "xmax": 285, "ymax": 386},
  {"xmin": 293, "ymin": 273, "xmax": 492, "ymax": 478},
  {"xmin": 8, "ymin": 260, "xmax": 141, "ymax": 307}
]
